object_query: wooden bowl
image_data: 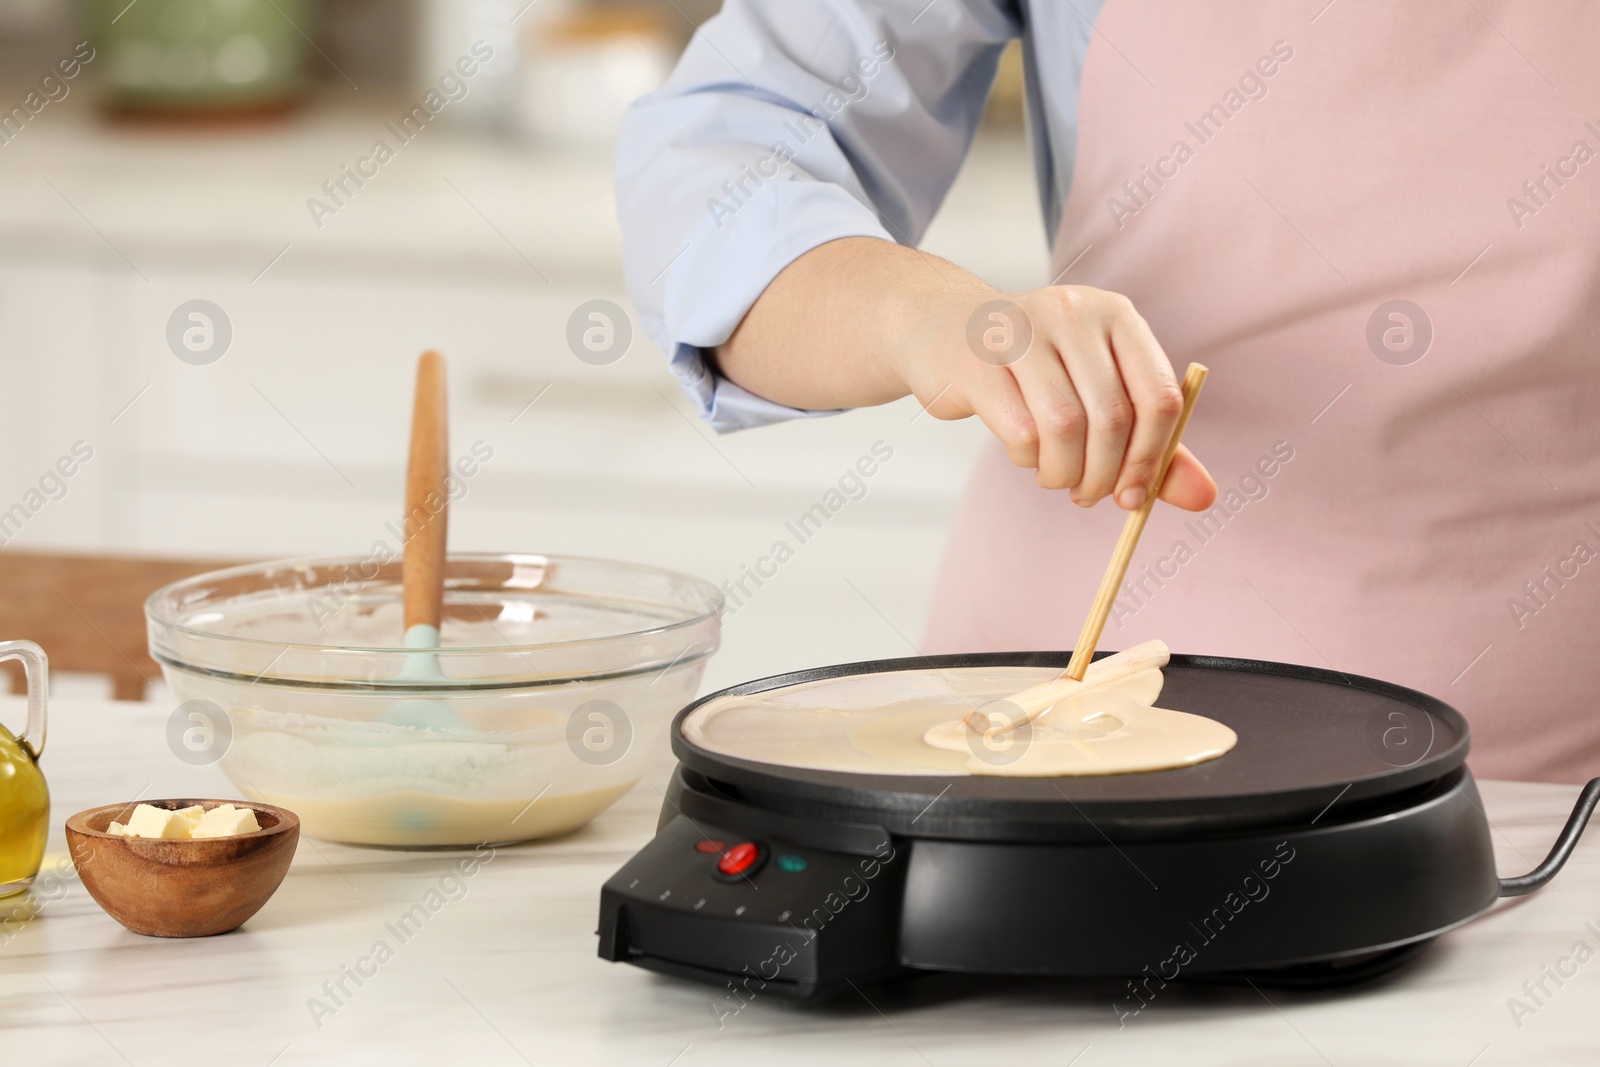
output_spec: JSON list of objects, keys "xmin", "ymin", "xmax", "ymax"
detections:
[{"xmin": 65, "ymin": 799, "xmax": 299, "ymax": 937}]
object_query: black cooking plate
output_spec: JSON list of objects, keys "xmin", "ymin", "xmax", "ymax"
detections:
[{"xmin": 671, "ymin": 652, "xmax": 1470, "ymax": 842}]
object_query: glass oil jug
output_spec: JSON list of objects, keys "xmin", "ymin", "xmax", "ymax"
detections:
[{"xmin": 0, "ymin": 641, "xmax": 48, "ymax": 897}]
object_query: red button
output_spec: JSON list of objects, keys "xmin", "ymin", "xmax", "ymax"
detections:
[
  {"xmin": 717, "ymin": 842, "xmax": 760, "ymax": 876},
  {"xmin": 694, "ymin": 838, "xmax": 726, "ymax": 855}
]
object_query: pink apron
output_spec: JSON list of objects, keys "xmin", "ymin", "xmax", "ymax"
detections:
[{"xmin": 927, "ymin": 0, "xmax": 1600, "ymax": 783}]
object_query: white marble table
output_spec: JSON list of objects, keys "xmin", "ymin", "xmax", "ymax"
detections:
[{"xmin": 4, "ymin": 695, "xmax": 1598, "ymax": 1066}]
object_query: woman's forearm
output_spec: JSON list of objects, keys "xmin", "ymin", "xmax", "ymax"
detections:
[
  {"xmin": 713, "ymin": 237, "xmax": 991, "ymax": 410},
  {"xmin": 713, "ymin": 235, "xmax": 1216, "ymax": 512}
]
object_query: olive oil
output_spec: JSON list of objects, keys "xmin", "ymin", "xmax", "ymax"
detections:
[{"xmin": 0, "ymin": 723, "xmax": 48, "ymax": 896}]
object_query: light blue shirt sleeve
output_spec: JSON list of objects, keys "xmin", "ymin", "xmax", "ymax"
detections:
[{"xmin": 615, "ymin": 0, "xmax": 1021, "ymax": 432}]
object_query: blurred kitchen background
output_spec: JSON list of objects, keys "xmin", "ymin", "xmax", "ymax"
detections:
[{"xmin": 0, "ymin": 0, "xmax": 1045, "ymax": 697}]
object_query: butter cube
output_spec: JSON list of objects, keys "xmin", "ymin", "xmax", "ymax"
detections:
[
  {"xmin": 173, "ymin": 805, "xmax": 206, "ymax": 829},
  {"xmin": 106, "ymin": 821, "xmax": 129, "ymax": 837},
  {"xmin": 124, "ymin": 803, "xmax": 195, "ymax": 839},
  {"xmin": 189, "ymin": 804, "xmax": 261, "ymax": 839}
]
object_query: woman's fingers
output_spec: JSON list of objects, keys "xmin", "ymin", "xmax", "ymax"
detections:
[
  {"xmin": 1104, "ymin": 304, "xmax": 1185, "ymax": 509},
  {"xmin": 1158, "ymin": 445, "xmax": 1217, "ymax": 511},
  {"xmin": 1009, "ymin": 348, "xmax": 1086, "ymax": 490},
  {"xmin": 925, "ymin": 367, "xmax": 1041, "ymax": 470},
  {"xmin": 1016, "ymin": 286, "xmax": 1199, "ymax": 509},
  {"xmin": 1044, "ymin": 298, "xmax": 1132, "ymax": 505},
  {"xmin": 913, "ymin": 285, "xmax": 1208, "ymax": 506},
  {"xmin": 1056, "ymin": 337, "xmax": 1132, "ymax": 508}
]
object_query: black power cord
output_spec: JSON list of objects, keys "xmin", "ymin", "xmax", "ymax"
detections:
[{"xmin": 1499, "ymin": 777, "xmax": 1600, "ymax": 897}]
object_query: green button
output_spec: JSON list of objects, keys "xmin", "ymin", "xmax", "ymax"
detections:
[{"xmin": 775, "ymin": 854, "xmax": 808, "ymax": 873}]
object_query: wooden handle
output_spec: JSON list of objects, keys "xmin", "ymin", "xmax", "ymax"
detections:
[
  {"xmin": 402, "ymin": 350, "xmax": 449, "ymax": 632},
  {"xmin": 1062, "ymin": 363, "xmax": 1208, "ymax": 681}
]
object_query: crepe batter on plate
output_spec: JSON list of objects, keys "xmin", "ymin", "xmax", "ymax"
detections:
[{"xmin": 681, "ymin": 642, "xmax": 1237, "ymax": 778}]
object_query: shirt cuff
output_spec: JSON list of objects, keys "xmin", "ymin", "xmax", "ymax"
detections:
[
  {"xmin": 657, "ymin": 178, "xmax": 895, "ymax": 433},
  {"xmin": 664, "ymin": 341, "xmax": 840, "ymax": 433}
]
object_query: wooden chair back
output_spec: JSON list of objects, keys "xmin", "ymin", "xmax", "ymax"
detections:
[{"xmin": 0, "ymin": 552, "xmax": 238, "ymax": 701}]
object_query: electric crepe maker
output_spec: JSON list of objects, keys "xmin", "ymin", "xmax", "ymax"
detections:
[{"xmin": 597, "ymin": 652, "xmax": 1600, "ymax": 998}]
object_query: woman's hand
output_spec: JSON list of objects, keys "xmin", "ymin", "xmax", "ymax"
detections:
[
  {"xmin": 891, "ymin": 284, "xmax": 1216, "ymax": 510},
  {"xmin": 714, "ymin": 238, "xmax": 1216, "ymax": 512}
]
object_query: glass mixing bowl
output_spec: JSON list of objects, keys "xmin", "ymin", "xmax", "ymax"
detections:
[{"xmin": 145, "ymin": 553, "xmax": 722, "ymax": 847}]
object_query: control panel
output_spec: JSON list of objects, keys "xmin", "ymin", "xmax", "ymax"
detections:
[{"xmin": 597, "ymin": 813, "xmax": 905, "ymax": 999}]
